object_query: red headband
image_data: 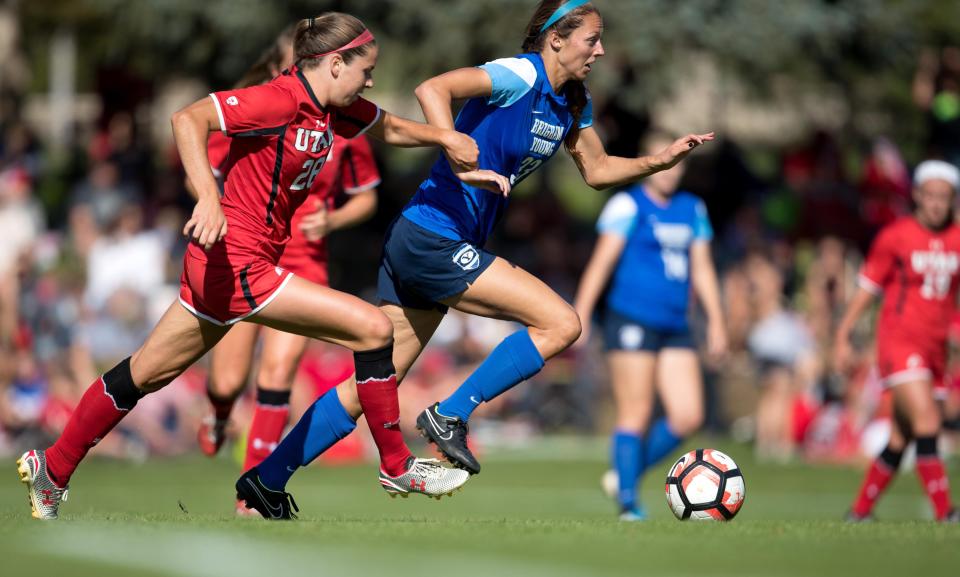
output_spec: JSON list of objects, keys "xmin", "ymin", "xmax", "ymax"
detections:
[{"xmin": 305, "ymin": 29, "xmax": 375, "ymax": 60}]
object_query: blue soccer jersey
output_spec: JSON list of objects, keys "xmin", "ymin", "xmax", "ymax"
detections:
[
  {"xmin": 402, "ymin": 53, "xmax": 593, "ymax": 245},
  {"xmin": 597, "ymin": 185, "xmax": 713, "ymax": 331}
]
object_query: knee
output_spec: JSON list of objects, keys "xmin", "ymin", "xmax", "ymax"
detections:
[
  {"xmin": 357, "ymin": 311, "xmax": 394, "ymax": 351},
  {"xmin": 208, "ymin": 366, "xmax": 248, "ymax": 398},
  {"xmin": 668, "ymin": 406, "xmax": 704, "ymax": 437},
  {"xmin": 912, "ymin": 406, "xmax": 942, "ymax": 437},
  {"xmin": 257, "ymin": 355, "xmax": 296, "ymax": 391},
  {"xmin": 552, "ymin": 305, "xmax": 582, "ymax": 349}
]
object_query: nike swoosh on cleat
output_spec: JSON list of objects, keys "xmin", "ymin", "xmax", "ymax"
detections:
[
  {"xmin": 426, "ymin": 410, "xmax": 454, "ymax": 441},
  {"xmin": 469, "ymin": 396, "xmax": 480, "ymax": 405},
  {"xmin": 286, "ymin": 466, "xmax": 296, "ymax": 473},
  {"xmin": 245, "ymin": 479, "xmax": 284, "ymax": 519}
]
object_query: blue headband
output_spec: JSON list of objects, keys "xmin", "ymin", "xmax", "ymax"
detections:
[{"xmin": 540, "ymin": 0, "xmax": 591, "ymax": 33}]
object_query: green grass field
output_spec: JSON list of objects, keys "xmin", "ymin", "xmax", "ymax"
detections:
[{"xmin": 2, "ymin": 438, "xmax": 957, "ymax": 577}]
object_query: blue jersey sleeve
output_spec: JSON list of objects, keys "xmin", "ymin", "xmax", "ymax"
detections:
[
  {"xmin": 596, "ymin": 192, "xmax": 639, "ymax": 237},
  {"xmin": 693, "ymin": 199, "xmax": 713, "ymax": 241},
  {"xmin": 479, "ymin": 58, "xmax": 537, "ymax": 108},
  {"xmin": 579, "ymin": 90, "xmax": 594, "ymax": 129}
]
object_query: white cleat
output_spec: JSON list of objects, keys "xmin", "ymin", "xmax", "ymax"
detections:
[
  {"xmin": 379, "ymin": 457, "xmax": 470, "ymax": 499},
  {"xmin": 17, "ymin": 450, "xmax": 69, "ymax": 520}
]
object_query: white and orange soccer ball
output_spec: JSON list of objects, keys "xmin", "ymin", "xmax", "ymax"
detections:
[{"xmin": 665, "ymin": 448, "xmax": 745, "ymax": 521}]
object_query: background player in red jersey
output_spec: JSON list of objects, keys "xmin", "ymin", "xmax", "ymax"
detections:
[
  {"xmin": 16, "ymin": 12, "xmax": 500, "ymax": 520},
  {"xmin": 190, "ymin": 28, "xmax": 382, "ymax": 517},
  {"xmin": 835, "ymin": 159, "xmax": 960, "ymax": 522}
]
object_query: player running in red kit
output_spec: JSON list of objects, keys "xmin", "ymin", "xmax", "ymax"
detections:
[
  {"xmin": 16, "ymin": 12, "xmax": 493, "ymax": 520},
  {"xmin": 836, "ymin": 159, "xmax": 960, "ymax": 522},
  {"xmin": 191, "ymin": 28, "xmax": 382, "ymax": 517}
]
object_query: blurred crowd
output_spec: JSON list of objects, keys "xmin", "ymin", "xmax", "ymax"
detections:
[{"xmin": 3, "ymin": 45, "xmax": 960, "ymax": 470}]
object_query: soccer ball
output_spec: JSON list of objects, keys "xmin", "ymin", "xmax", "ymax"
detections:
[{"xmin": 665, "ymin": 448, "xmax": 745, "ymax": 521}]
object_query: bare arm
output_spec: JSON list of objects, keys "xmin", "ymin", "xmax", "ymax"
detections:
[
  {"xmin": 298, "ymin": 189, "xmax": 378, "ymax": 243},
  {"xmin": 415, "ymin": 67, "xmax": 493, "ymax": 130},
  {"xmin": 329, "ymin": 189, "xmax": 377, "ymax": 231},
  {"xmin": 573, "ymin": 233, "xmax": 627, "ymax": 344},
  {"xmin": 171, "ymin": 97, "xmax": 227, "ymax": 249},
  {"xmin": 569, "ymin": 126, "xmax": 715, "ymax": 191},
  {"xmin": 690, "ymin": 241, "xmax": 727, "ymax": 359},
  {"xmin": 364, "ymin": 110, "xmax": 464, "ymax": 152}
]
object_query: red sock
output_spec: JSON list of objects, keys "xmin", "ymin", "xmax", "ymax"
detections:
[
  {"xmin": 45, "ymin": 359, "xmax": 143, "ymax": 487},
  {"xmin": 851, "ymin": 458, "xmax": 896, "ymax": 517},
  {"xmin": 355, "ymin": 346, "xmax": 413, "ymax": 476},
  {"xmin": 242, "ymin": 388, "xmax": 290, "ymax": 471},
  {"xmin": 916, "ymin": 457, "xmax": 953, "ymax": 520}
]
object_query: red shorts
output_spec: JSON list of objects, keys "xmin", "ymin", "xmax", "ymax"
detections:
[
  {"xmin": 179, "ymin": 245, "xmax": 293, "ymax": 326},
  {"xmin": 278, "ymin": 239, "xmax": 328, "ymax": 286},
  {"xmin": 876, "ymin": 336, "xmax": 946, "ymax": 393}
]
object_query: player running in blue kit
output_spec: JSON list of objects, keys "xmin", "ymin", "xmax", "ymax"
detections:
[
  {"xmin": 574, "ymin": 133, "xmax": 727, "ymax": 520},
  {"xmin": 244, "ymin": 0, "xmax": 712, "ymax": 496}
]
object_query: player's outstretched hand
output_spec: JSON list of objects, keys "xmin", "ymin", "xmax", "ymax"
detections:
[
  {"xmin": 455, "ymin": 169, "xmax": 512, "ymax": 197},
  {"xmin": 442, "ymin": 130, "xmax": 480, "ymax": 172},
  {"xmin": 657, "ymin": 132, "xmax": 715, "ymax": 170},
  {"xmin": 183, "ymin": 195, "xmax": 227, "ymax": 250}
]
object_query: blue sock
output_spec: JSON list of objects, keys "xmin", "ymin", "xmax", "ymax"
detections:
[
  {"xmin": 258, "ymin": 390, "xmax": 356, "ymax": 490},
  {"xmin": 644, "ymin": 418, "xmax": 682, "ymax": 469},
  {"xmin": 437, "ymin": 329, "xmax": 544, "ymax": 422},
  {"xmin": 613, "ymin": 430, "xmax": 644, "ymax": 511}
]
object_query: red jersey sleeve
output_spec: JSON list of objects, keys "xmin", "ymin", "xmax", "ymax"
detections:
[
  {"xmin": 209, "ymin": 83, "xmax": 298, "ymax": 136},
  {"xmin": 332, "ymin": 97, "xmax": 381, "ymax": 139},
  {"xmin": 338, "ymin": 135, "xmax": 381, "ymax": 193},
  {"xmin": 859, "ymin": 226, "xmax": 898, "ymax": 295}
]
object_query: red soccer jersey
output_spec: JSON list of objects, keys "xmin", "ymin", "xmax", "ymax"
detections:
[
  {"xmin": 205, "ymin": 66, "xmax": 380, "ymax": 263},
  {"xmin": 280, "ymin": 133, "xmax": 381, "ymax": 284},
  {"xmin": 859, "ymin": 217, "xmax": 960, "ymax": 345},
  {"xmin": 207, "ymin": 131, "xmax": 231, "ymax": 181}
]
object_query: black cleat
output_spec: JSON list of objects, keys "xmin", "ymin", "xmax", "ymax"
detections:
[
  {"xmin": 235, "ymin": 468, "xmax": 299, "ymax": 520},
  {"xmin": 416, "ymin": 403, "xmax": 481, "ymax": 475},
  {"xmin": 943, "ymin": 508, "xmax": 960, "ymax": 523}
]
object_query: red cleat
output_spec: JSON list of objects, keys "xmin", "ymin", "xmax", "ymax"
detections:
[{"xmin": 197, "ymin": 416, "xmax": 228, "ymax": 457}]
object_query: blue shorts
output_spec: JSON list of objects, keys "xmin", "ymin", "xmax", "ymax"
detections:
[
  {"xmin": 377, "ymin": 216, "xmax": 496, "ymax": 311},
  {"xmin": 601, "ymin": 309, "xmax": 693, "ymax": 352}
]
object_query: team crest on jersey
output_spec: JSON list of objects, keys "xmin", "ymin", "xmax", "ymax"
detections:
[
  {"xmin": 453, "ymin": 244, "xmax": 480, "ymax": 271},
  {"xmin": 275, "ymin": 266, "xmax": 284, "ymax": 276},
  {"xmin": 226, "ymin": 96, "xmax": 238, "ymax": 106}
]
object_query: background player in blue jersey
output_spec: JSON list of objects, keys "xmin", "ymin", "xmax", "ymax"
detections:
[
  {"xmin": 250, "ymin": 0, "xmax": 713, "ymax": 489},
  {"xmin": 573, "ymin": 133, "xmax": 727, "ymax": 520}
]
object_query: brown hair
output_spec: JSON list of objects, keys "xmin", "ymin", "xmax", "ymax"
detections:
[
  {"xmin": 236, "ymin": 24, "xmax": 297, "ymax": 88},
  {"xmin": 521, "ymin": 1, "xmax": 600, "ymax": 152},
  {"xmin": 293, "ymin": 12, "xmax": 376, "ymax": 70}
]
